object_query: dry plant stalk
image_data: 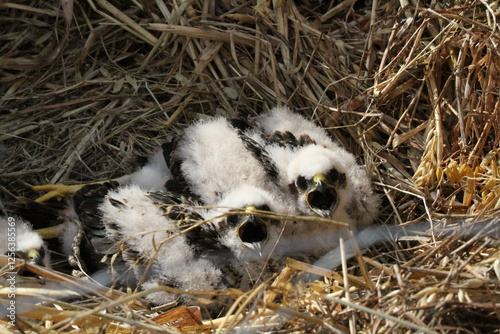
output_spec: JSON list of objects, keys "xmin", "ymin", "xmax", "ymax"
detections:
[{"xmin": 0, "ymin": 0, "xmax": 499, "ymax": 333}]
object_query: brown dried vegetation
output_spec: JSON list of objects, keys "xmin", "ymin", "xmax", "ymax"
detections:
[{"xmin": 0, "ymin": 0, "xmax": 499, "ymax": 333}]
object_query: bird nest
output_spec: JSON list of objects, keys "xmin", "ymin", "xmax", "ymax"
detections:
[{"xmin": 0, "ymin": 0, "xmax": 499, "ymax": 333}]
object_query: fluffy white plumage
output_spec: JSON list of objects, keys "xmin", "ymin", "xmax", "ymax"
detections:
[
  {"xmin": 167, "ymin": 117, "xmax": 306, "ymax": 261},
  {"xmin": 55, "ymin": 219, "xmax": 80, "ymax": 259},
  {"xmin": 100, "ymin": 185, "xmax": 227, "ymax": 309},
  {"xmin": 97, "ymin": 184, "xmax": 291, "ymax": 311},
  {"xmin": 288, "ymin": 144, "xmax": 378, "ymax": 227},
  {"xmin": 171, "ymin": 117, "xmax": 287, "ymax": 207},
  {"xmin": 18, "ymin": 149, "xmax": 172, "ymax": 265},
  {"xmin": 13, "ymin": 108, "xmax": 379, "ymax": 311},
  {"xmin": 0, "ymin": 216, "xmax": 50, "ymax": 268},
  {"xmin": 257, "ymin": 106, "xmax": 337, "ymax": 149},
  {"xmin": 203, "ymin": 184, "xmax": 289, "ymax": 261},
  {"xmin": 255, "ymin": 106, "xmax": 379, "ymax": 229}
]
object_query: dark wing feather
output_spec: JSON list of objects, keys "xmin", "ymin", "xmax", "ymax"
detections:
[
  {"xmin": 164, "ymin": 179, "xmax": 200, "ymax": 202},
  {"xmin": 72, "ymin": 181, "xmax": 123, "ymax": 273},
  {"xmin": 230, "ymin": 116, "xmax": 279, "ymax": 180},
  {"xmin": 147, "ymin": 191, "xmax": 236, "ymax": 268},
  {"xmin": 73, "ymin": 181, "xmax": 119, "ymax": 233},
  {"xmin": 161, "ymin": 141, "xmax": 174, "ymax": 169},
  {"xmin": 229, "ymin": 117, "xmax": 254, "ymax": 133},
  {"xmin": 232, "ymin": 127, "xmax": 279, "ymax": 181},
  {"xmin": 298, "ymin": 133, "xmax": 316, "ymax": 146},
  {"xmin": 10, "ymin": 198, "xmax": 66, "ymax": 229},
  {"xmin": 265, "ymin": 130, "xmax": 300, "ymax": 148},
  {"xmin": 162, "ymin": 138, "xmax": 181, "ymax": 180},
  {"xmin": 185, "ymin": 222, "xmax": 232, "ymax": 261},
  {"xmin": 264, "ymin": 130, "xmax": 317, "ymax": 148},
  {"xmin": 163, "ymin": 138, "xmax": 200, "ymax": 200},
  {"xmin": 147, "ymin": 191, "xmax": 203, "ymax": 229}
]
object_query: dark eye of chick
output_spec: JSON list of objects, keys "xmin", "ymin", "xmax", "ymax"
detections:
[
  {"xmin": 326, "ymin": 168, "xmax": 346, "ymax": 188},
  {"xmin": 226, "ymin": 214, "xmax": 240, "ymax": 226},
  {"xmin": 251, "ymin": 205, "xmax": 281, "ymax": 225},
  {"xmin": 296, "ymin": 176, "xmax": 308, "ymax": 190},
  {"xmin": 257, "ymin": 205, "xmax": 271, "ymax": 212}
]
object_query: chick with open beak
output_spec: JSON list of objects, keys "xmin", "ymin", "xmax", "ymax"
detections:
[
  {"xmin": 305, "ymin": 173, "xmax": 339, "ymax": 218},
  {"xmin": 236, "ymin": 205, "xmax": 269, "ymax": 256},
  {"xmin": 255, "ymin": 107, "xmax": 379, "ymax": 231},
  {"xmin": 287, "ymin": 145, "xmax": 351, "ymax": 221},
  {"xmin": 206, "ymin": 185, "xmax": 291, "ymax": 263},
  {"xmin": 15, "ymin": 248, "xmax": 48, "ymax": 279}
]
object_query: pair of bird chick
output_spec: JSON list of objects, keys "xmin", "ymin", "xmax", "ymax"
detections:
[
  {"xmin": 3, "ymin": 106, "xmax": 378, "ymax": 314},
  {"xmin": 165, "ymin": 106, "xmax": 379, "ymax": 259}
]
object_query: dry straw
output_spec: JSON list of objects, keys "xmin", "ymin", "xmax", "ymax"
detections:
[{"xmin": 0, "ymin": 0, "xmax": 499, "ymax": 332}]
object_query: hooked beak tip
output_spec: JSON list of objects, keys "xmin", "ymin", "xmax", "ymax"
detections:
[
  {"xmin": 314, "ymin": 209, "xmax": 331, "ymax": 218},
  {"xmin": 245, "ymin": 241, "xmax": 264, "ymax": 257},
  {"xmin": 27, "ymin": 249, "xmax": 45, "ymax": 266}
]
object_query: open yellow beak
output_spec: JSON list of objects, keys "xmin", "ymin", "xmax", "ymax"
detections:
[
  {"xmin": 306, "ymin": 173, "xmax": 338, "ymax": 218},
  {"xmin": 236, "ymin": 206, "xmax": 269, "ymax": 257}
]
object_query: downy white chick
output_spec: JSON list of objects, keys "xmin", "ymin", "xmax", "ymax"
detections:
[
  {"xmin": 99, "ymin": 185, "xmax": 226, "ymax": 312},
  {"xmin": 255, "ymin": 106, "xmax": 379, "ymax": 229},
  {"xmin": 98, "ymin": 184, "xmax": 292, "ymax": 313},
  {"xmin": 242, "ymin": 106, "xmax": 380, "ymax": 258},
  {"xmin": 0, "ymin": 216, "xmax": 50, "ymax": 269},
  {"xmin": 164, "ymin": 117, "xmax": 302, "ymax": 260},
  {"xmin": 166, "ymin": 117, "xmax": 284, "ymax": 206}
]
